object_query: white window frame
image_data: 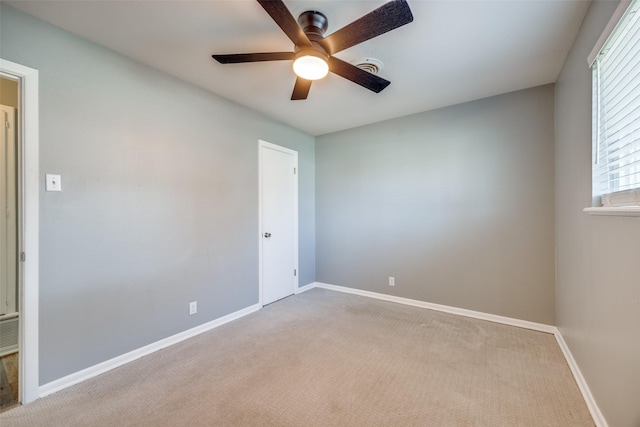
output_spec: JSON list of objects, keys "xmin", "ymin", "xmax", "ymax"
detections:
[{"xmin": 586, "ymin": 0, "xmax": 640, "ymax": 216}]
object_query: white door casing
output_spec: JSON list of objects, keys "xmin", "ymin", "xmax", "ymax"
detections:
[{"xmin": 259, "ymin": 140, "xmax": 298, "ymax": 306}]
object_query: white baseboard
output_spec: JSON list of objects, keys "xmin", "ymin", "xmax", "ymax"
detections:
[
  {"xmin": 313, "ymin": 282, "xmax": 556, "ymax": 333},
  {"xmin": 295, "ymin": 282, "xmax": 317, "ymax": 294},
  {"xmin": 554, "ymin": 331, "xmax": 608, "ymax": 427},
  {"xmin": 38, "ymin": 303, "xmax": 261, "ymax": 398},
  {"xmin": 309, "ymin": 282, "xmax": 607, "ymax": 427}
]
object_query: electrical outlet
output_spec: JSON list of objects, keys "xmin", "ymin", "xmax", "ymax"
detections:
[
  {"xmin": 389, "ymin": 277, "xmax": 395, "ymax": 286},
  {"xmin": 189, "ymin": 301, "xmax": 197, "ymax": 315}
]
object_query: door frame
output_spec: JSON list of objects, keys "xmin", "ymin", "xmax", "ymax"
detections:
[
  {"xmin": 0, "ymin": 59, "xmax": 40, "ymax": 404},
  {"xmin": 258, "ymin": 140, "xmax": 298, "ymax": 307}
]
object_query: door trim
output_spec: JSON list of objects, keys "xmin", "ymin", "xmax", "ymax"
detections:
[
  {"xmin": 258, "ymin": 140, "xmax": 298, "ymax": 307},
  {"xmin": 0, "ymin": 59, "xmax": 39, "ymax": 403}
]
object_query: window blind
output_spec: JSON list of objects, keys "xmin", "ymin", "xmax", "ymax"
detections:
[{"xmin": 592, "ymin": 0, "xmax": 640, "ymax": 206}]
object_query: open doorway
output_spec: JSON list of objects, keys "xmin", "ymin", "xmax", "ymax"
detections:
[
  {"xmin": 0, "ymin": 76, "xmax": 19, "ymax": 411},
  {"xmin": 0, "ymin": 58, "xmax": 39, "ymax": 408}
]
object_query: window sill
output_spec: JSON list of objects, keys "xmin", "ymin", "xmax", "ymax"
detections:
[{"xmin": 583, "ymin": 207, "xmax": 640, "ymax": 216}]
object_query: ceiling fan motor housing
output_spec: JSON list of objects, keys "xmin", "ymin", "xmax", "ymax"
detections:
[{"xmin": 298, "ymin": 11, "xmax": 328, "ymax": 42}]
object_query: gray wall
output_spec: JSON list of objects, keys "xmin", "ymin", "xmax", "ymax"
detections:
[
  {"xmin": 0, "ymin": 5, "xmax": 315, "ymax": 385},
  {"xmin": 555, "ymin": 2, "xmax": 640, "ymax": 426},
  {"xmin": 316, "ymin": 86, "xmax": 556, "ymax": 324}
]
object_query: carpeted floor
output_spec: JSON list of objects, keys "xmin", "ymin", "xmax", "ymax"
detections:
[
  {"xmin": 0, "ymin": 288, "xmax": 594, "ymax": 426},
  {"xmin": 0, "ymin": 352, "xmax": 19, "ymax": 412}
]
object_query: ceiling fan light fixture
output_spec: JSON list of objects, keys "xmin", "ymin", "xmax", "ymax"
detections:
[{"xmin": 293, "ymin": 50, "xmax": 329, "ymax": 80}]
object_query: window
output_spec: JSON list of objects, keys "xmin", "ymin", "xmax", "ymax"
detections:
[{"xmin": 591, "ymin": 0, "xmax": 640, "ymax": 207}]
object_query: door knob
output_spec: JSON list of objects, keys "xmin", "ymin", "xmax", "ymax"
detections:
[{"xmin": 264, "ymin": 232, "xmax": 272, "ymax": 238}]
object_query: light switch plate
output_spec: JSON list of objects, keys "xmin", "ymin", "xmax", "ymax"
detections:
[{"xmin": 46, "ymin": 174, "xmax": 62, "ymax": 192}]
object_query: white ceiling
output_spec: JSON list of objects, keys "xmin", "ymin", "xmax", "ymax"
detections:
[{"xmin": 8, "ymin": 0, "xmax": 590, "ymax": 136}]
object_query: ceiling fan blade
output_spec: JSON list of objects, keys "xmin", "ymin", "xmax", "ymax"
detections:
[
  {"xmin": 257, "ymin": 0, "xmax": 312, "ymax": 48},
  {"xmin": 319, "ymin": 0, "xmax": 414, "ymax": 55},
  {"xmin": 212, "ymin": 52, "xmax": 294, "ymax": 64},
  {"xmin": 328, "ymin": 57, "xmax": 390, "ymax": 93},
  {"xmin": 291, "ymin": 77, "xmax": 312, "ymax": 100}
]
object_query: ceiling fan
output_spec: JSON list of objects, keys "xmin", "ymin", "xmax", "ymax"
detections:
[{"xmin": 212, "ymin": 0, "xmax": 414, "ymax": 100}]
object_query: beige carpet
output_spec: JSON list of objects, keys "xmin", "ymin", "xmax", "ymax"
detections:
[{"xmin": 0, "ymin": 288, "xmax": 594, "ymax": 426}]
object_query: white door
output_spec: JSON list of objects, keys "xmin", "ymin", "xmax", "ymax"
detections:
[
  {"xmin": 0, "ymin": 105, "xmax": 17, "ymax": 317},
  {"xmin": 259, "ymin": 140, "xmax": 298, "ymax": 305}
]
